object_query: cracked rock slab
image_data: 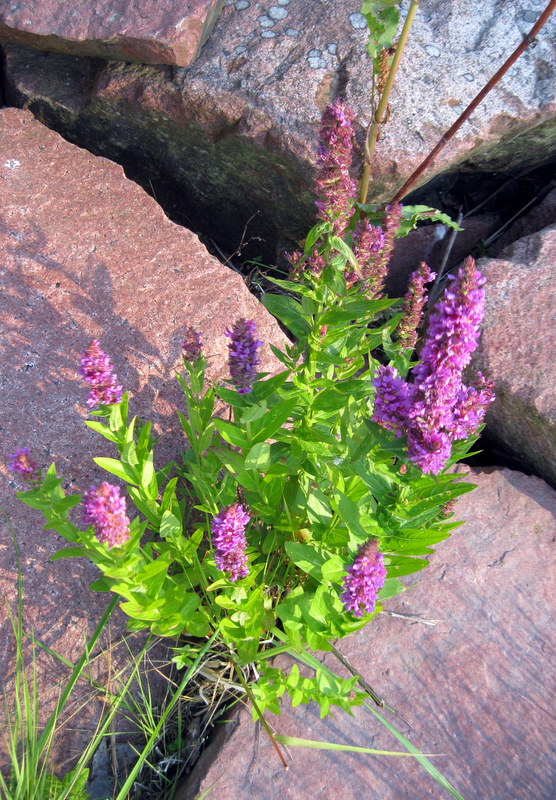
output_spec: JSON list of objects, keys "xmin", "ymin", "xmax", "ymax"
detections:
[
  {"xmin": 476, "ymin": 225, "xmax": 556, "ymax": 488},
  {"xmin": 0, "ymin": 0, "xmax": 225, "ymax": 65},
  {"xmin": 3, "ymin": 0, "xmax": 555, "ymax": 262},
  {"xmin": 178, "ymin": 467, "xmax": 556, "ymax": 800}
]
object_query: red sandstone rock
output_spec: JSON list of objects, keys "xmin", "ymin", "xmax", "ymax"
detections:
[
  {"xmin": 178, "ymin": 467, "xmax": 556, "ymax": 800},
  {"xmin": 0, "ymin": 106, "xmax": 285, "ymax": 770},
  {"xmin": 0, "ymin": 0, "xmax": 225, "ymax": 66},
  {"xmin": 475, "ymin": 225, "xmax": 556, "ymax": 487}
]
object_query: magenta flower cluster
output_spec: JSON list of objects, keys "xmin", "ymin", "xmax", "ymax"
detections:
[
  {"xmin": 341, "ymin": 539, "xmax": 386, "ymax": 618},
  {"xmin": 182, "ymin": 327, "xmax": 203, "ymax": 361},
  {"xmin": 82, "ymin": 482, "xmax": 131, "ymax": 548},
  {"xmin": 315, "ymin": 99, "xmax": 357, "ymax": 236},
  {"xmin": 7, "ymin": 448, "xmax": 41, "ymax": 483},
  {"xmin": 225, "ymin": 318, "xmax": 262, "ymax": 395},
  {"xmin": 211, "ymin": 503, "xmax": 250, "ymax": 582},
  {"xmin": 372, "ymin": 258, "xmax": 494, "ymax": 474},
  {"xmin": 79, "ymin": 339, "xmax": 123, "ymax": 407}
]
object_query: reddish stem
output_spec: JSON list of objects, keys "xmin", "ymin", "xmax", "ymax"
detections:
[{"xmin": 390, "ymin": 0, "xmax": 556, "ymax": 203}]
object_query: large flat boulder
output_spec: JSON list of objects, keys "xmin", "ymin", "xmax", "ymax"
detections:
[
  {"xmin": 476, "ymin": 225, "xmax": 556, "ymax": 487},
  {"xmin": 178, "ymin": 467, "xmax": 556, "ymax": 800},
  {"xmin": 3, "ymin": 0, "xmax": 555, "ymax": 261},
  {"xmin": 0, "ymin": 0, "xmax": 225, "ymax": 66},
  {"xmin": 0, "ymin": 106, "xmax": 285, "ymax": 770}
]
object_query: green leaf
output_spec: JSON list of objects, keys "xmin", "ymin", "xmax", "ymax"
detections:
[
  {"xmin": 160, "ymin": 510, "xmax": 182, "ymax": 539},
  {"xmin": 274, "ymin": 735, "xmax": 437, "ymax": 758},
  {"xmin": 93, "ymin": 457, "xmax": 139, "ymax": 485},
  {"xmin": 215, "ymin": 385, "xmax": 248, "ymax": 408},
  {"xmin": 334, "ymin": 492, "xmax": 371, "ymax": 543},
  {"xmin": 262, "ymin": 293, "xmax": 310, "ymax": 339},
  {"xmin": 252, "ymin": 370, "xmax": 290, "ymax": 401},
  {"xmin": 322, "ymin": 264, "xmax": 347, "ymax": 296},
  {"xmin": 245, "ymin": 441, "xmax": 272, "ymax": 471},
  {"xmin": 50, "ymin": 546, "xmax": 86, "ymax": 561},
  {"xmin": 398, "ymin": 204, "xmax": 462, "ymax": 237},
  {"xmin": 384, "ymin": 556, "xmax": 428, "ymax": 577},
  {"xmin": 141, "ymin": 452, "xmax": 155, "ymax": 491},
  {"xmin": 251, "ymin": 397, "xmax": 298, "ymax": 444},
  {"xmin": 240, "ymin": 400, "xmax": 267, "ymax": 423},
  {"xmin": 363, "ymin": 702, "xmax": 466, "ymax": 799},
  {"xmin": 304, "ymin": 220, "xmax": 330, "ymax": 252},
  {"xmin": 285, "ymin": 541, "xmax": 326, "ymax": 580},
  {"xmin": 379, "ymin": 577, "xmax": 405, "ymax": 599},
  {"xmin": 84, "ymin": 420, "xmax": 119, "ymax": 442},
  {"xmin": 52, "ymin": 495, "xmax": 82, "ymax": 514},
  {"xmin": 213, "ymin": 418, "xmax": 250, "ymax": 448},
  {"xmin": 329, "ymin": 235, "xmax": 358, "ymax": 267},
  {"xmin": 321, "ymin": 555, "xmax": 345, "ymax": 582},
  {"xmin": 311, "ymin": 387, "xmax": 349, "ymax": 413}
]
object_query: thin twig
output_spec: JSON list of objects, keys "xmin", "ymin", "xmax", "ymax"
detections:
[
  {"xmin": 390, "ymin": 0, "xmax": 556, "ymax": 203},
  {"xmin": 234, "ymin": 664, "xmax": 289, "ymax": 769},
  {"xmin": 383, "ymin": 611, "xmax": 440, "ymax": 626},
  {"xmin": 359, "ymin": 0, "xmax": 421, "ymax": 205},
  {"xmin": 481, "ymin": 192, "xmax": 547, "ymax": 248},
  {"xmin": 330, "ymin": 643, "xmax": 384, "ymax": 707}
]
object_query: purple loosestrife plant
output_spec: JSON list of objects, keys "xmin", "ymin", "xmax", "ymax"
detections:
[
  {"xmin": 79, "ymin": 339, "xmax": 123, "ymax": 407},
  {"xmin": 340, "ymin": 540, "xmax": 387, "ymax": 618},
  {"xmin": 82, "ymin": 482, "xmax": 131, "ymax": 548},
  {"xmin": 7, "ymin": 448, "xmax": 41, "ymax": 483},
  {"xmin": 225, "ymin": 318, "xmax": 262, "ymax": 395},
  {"xmin": 182, "ymin": 326, "xmax": 203, "ymax": 361},
  {"xmin": 9, "ymin": 87, "xmax": 490, "ymax": 795},
  {"xmin": 211, "ymin": 503, "xmax": 250, "ymax": 582}
]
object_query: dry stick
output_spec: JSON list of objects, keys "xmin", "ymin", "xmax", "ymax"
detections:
[
  {"xmin": 390, "ymin": 0, "xmax": 556, "ymax": 204},
  {"xmin": 234, "ymin": 663, "xmax": 289, "ymax": 770},
  {"xmin": 359, "ymin": 0, "xmax": 421, "ymax": 206},
  {"xmin": 330, "ymin": 643, "xmax": 384, "ymax": 707}
]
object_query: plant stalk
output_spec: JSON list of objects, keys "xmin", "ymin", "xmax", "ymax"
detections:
[
  {"xmin": 359, "ymin": 0, "xmax": 420, "ymax": 205},
  {"xmin": 390, "ymin": 0, "xmax": 556, "ymax": 203}
]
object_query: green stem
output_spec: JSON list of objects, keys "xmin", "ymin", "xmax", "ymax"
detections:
[{"xmin": 359, "ymin": 0, "xmax": 420, "ymax": 206}]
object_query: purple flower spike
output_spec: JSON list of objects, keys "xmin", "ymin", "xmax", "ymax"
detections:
[
  {"xmin": 341, "ymin": 539, "xmax": 386, "ymax": 618},
  {"xmin": 82, "ymin": 482, "xmax": 131, "ymax": 548},
  {"xmin": 225, "ymin": 318, "xmax": 262, "ymax": 395},
  {"xmin": 211, "ymin": 503, "xmax": 250, "ymax": 582},
  {"xmin": 182, "ymin": 327, "xmax": 203, "ymax": 361},
  {"xmin": 315, "ymin": 99, "xmax": 357, "ymax": 236},
  {"xmin": 372, "ymin": 365, "xmax": 410, "ymax": 438},
  {"xmin": 7, "ymin": 448, "xmax": 41, "ymax": 483},
  {"xmin": 407, "ymin": 257, "xmax": 494, "ymax": 473},
  {"xmin": 398, "ymin": 262, "xmax": 436, "ymax": 350},
  {"xmin": 79, "ymin": 339, "xmax": 123, "ymax": 408},
  {"xmin": 346, "ymin": 220, "xmax": 387, "ymax": 287}
]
